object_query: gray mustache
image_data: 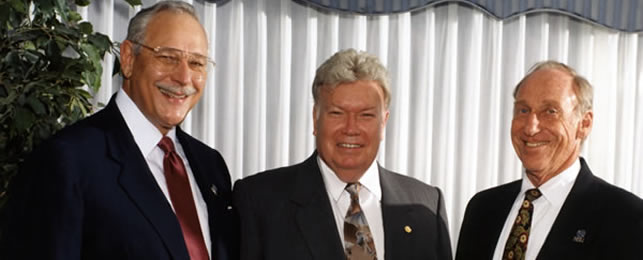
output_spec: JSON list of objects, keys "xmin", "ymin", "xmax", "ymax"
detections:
[{"xmin": 156, "ymin": 82, "xmax": 197, "ymax": 96}]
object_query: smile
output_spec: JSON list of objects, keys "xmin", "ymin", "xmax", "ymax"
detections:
[
  {"xmin": 338, "ymin": 143, "xmax": 362, "ymax": 148},
  {"xmin": 159, "ymin": 88, "xmax": 188, "ymax": 99},
  {"xmin": 156, "ymin": 82, "xmax": 196, "ymax": 99},
  {"xmin": 525, "ymin": 141, "xmax": 547, "ymax": 147}
]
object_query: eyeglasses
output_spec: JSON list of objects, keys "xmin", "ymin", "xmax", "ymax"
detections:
[{"xmin": 130, "ymin": 41, "xmax": 215, "ymax": 75}]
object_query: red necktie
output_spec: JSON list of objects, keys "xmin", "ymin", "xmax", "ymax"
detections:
[{"xmin": 158, "ymin": 136, "xmax": 209, "ymax": 260}]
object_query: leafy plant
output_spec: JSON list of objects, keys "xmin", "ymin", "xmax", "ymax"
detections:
[{"xmin": 0, "ymin": 0, "xmax": 141, "ymax": 209}]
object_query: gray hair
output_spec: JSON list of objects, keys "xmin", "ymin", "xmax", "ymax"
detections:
[
  {"xmin": 312, "ymin": 49, "xmax": 391, "ymax": 110},
  {"xmin": 125, "ymin": 1, "xmax": 200, "ymax": 54},
  {"xmin": 513, "ymin": 60, "xmax": 593, "ymax": 115}
]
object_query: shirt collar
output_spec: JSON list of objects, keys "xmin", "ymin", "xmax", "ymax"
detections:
[
  {"xmin": 115, "ymin": 88, "xmax": 175, "ymax": 157},
  {"xmin": 317, "ymin": 155, "xmax": 382, "ymax": 203},
  {"xmin": 520, "ymin": 157, "xmax": 581, "ymax": 207}
]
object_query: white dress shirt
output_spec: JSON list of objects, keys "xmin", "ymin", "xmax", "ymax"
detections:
[
  {"xmin": 492, "ymin": 158, "xmax": 581, "ymax": 260},
  {"xmin": 317, "ymin": 156, "xmax": 385, "ymax": 259},
  {"xmin": 115, "ymin": 89, "xmax": 212, "ymax": 258}
]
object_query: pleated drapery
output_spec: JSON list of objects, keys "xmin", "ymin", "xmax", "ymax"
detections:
[{"xmin": 82, "ymin": 0, "xmax": 643, "ymax": 246}]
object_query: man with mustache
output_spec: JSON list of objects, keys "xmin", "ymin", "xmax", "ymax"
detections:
[
  {"xmin": 0, "ymin": 2, "xmax": 238, "ymax": 260},
  {"xmin": 455, "ymin": 61, "xmax": 643, "ymax": 260},
  {"xmin": 234, "ymin": 49, "xmax": 452, "ymax": 260}
]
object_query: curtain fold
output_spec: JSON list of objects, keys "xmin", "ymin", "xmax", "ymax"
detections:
[
  {"xmin": 88, "ymin": 0, "xmax": 643, "ymax": 247},
  {"xmin": 296, "ymin": 0, "xmax": 643, "ymax": 32}
]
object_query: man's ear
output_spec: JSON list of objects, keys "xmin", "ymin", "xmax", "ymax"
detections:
[
  {"xmin": 380, "ymin": 109, "xmax": 390, "ymax": 140},
  {"xmin": 577, "ymin": 110, "xmax": 593, "ymax": 140},
  {"xmin": 120, "ymin": 40, "xmax": 135, "ymax": 79},
  {"xmin": 382, "ymin": 109, "xmax": 390, "ymax": 125},
  {"xmin": 312, "ymin": 106, "xmax": 318, "ymax": 136}
]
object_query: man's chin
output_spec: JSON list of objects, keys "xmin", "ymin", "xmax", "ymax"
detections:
[
  {"xmin": 520, "ymin": 158, "xmax": 550, "ymax": 170},
  {"xmin": 159, "ymin": 115, "xmax": 189, "ymax": 129},
  {"xmin": 522, "ymin": 164, "xmax": 551, "ymax": 176}
]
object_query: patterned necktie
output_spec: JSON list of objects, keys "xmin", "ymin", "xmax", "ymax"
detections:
[
  {"xmin": 344, "ymin": 183, "xmax": 377, "ymax": 260},
  {"xmin": 158, "ymin": 137, "xmax": 209, "ymax": 260},
  {"xmin": 502, "ymin": 188, "xmax": 542, "ymax": 260}
]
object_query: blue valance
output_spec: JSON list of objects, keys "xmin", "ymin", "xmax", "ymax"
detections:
[{"xmin": 293, "ymin": 0, "xmax": 643, "ymax": 32}]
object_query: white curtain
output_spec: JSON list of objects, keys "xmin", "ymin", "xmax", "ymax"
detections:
[{"xmin": 84, "ymin": 0, "xmax": 643, "ymax": 246}]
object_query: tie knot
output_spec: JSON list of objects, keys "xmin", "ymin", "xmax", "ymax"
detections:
[
  {"xmin": 525, "ymin": 188, "xmax": 542, "ymax": 202},
  {"xmin": 345, "ymin": 183, "xmax": 361, "ymax": 197},
  {"xmin": 158, "ymin": 136, "xmax": 176, "ymax": 154}
]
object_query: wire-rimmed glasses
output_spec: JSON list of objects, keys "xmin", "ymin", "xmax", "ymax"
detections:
[{"xmin": 130, "ymin": 41, "xmax": 215, "ymax": 75}]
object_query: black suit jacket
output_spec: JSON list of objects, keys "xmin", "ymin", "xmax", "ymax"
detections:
[
  {"xmin": 234, "ymin": 152, "xmax": 452, "ymax": 260},
  {"xmin": 0, "ymin": 96, "xmax": 239, "ymax": 260},
  {"xmin": 455, "ymin": 158, "xmax": 643, "ymax": 260}
]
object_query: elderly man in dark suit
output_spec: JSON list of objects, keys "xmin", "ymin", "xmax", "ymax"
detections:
[
  {"xmin": 234, "ymin": 49, "xmax": 452, "ymax": 260},
  {"xmin": 455, "ymin": 61, "xmax": 643, "ymax": 260},
  {"xmin": 0, "ymin": 2, "xmax": 238, "ymax": 260}
]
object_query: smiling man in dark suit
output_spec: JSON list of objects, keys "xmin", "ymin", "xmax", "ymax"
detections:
[
  {"xmin": 455, "ymin": 61, "xmax": 643, "ymax": 260},
  {"xmin": 234, "ymin": 49, "xmax": 452, "ymax": 260},
  {"xmin": 0, "ymin": 2, "xmax": 237, "ymax": 260}
]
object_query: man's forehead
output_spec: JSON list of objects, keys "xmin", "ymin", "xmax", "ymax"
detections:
[
  {"xmin": 520, "ymin": 68, "xmax": 572, "ymax": 90},
  {"xmin": 525, "ymin": 68, "xmax": 573, "ymax": 85},
  {"xmin": 142, "ymin": 11, "xmax": 207, "ymax": 51},
  {"xmin": 513, "ymin": 97, "xmax": 577, "ymax": 107},
  {"xmin": 514, "ymin": 87, "xmax": 579, "ymax": 111}
]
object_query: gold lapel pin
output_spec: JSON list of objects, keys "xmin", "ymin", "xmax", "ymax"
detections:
[{"xmin": 404, "ymin": 225, "xmax": 412, "ymax": 233}]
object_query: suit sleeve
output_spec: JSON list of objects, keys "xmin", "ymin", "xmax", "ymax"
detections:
[
  {"xmin": 0, "ymin": 141, "xmax": 84, "ymax": 259},
  {"xmin": 233, "ymin": 179, "xmax": 264, "ymax": 260}
]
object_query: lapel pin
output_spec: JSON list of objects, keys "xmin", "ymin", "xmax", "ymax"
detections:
[
  {"xmin": 404, "ymin": 225, "xmax": 412, "ymax": 233},
  {"xmin": 572, "ymin": 229, "xmax": 586, "ymax": 243},
  {"xmin": 210, "ymin": 184, "xmax": 218, "ymax": 196}
]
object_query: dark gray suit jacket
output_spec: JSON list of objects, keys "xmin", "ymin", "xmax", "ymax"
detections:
[
  {"xmin": 234, "ymin": 152, "xmax": 452, "ymax": 260},
  {"xmin": 0, "ymin": 96, "xmax": 239, "ymax": 260},
  {"xmin": 455, "ymin": 157, "xmax": 643, "ymax": 260}
]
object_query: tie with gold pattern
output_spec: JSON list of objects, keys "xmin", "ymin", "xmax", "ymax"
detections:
[
  {"xmin": 502, "ymin": 188, "xmax": 542, "ymax": 260},
  {"xmin": 344, "ymin": 183, "xmax": 377, "ymax": 260},
  {"xmin": 158, "ymin": 136, "xmax": 209, "ymax": 260}
]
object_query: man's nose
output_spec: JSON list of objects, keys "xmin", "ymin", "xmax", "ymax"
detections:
[
  {"xmin": 342, "ymin": 115, "xmax": 359, "ymax": 135},
  {"xmin": 170, "ymin": 59, "xmax": 193, "ymax": 85},
  {"xmin": 524, "ymin": 113, "xmax": 541, "ymax": 136}
]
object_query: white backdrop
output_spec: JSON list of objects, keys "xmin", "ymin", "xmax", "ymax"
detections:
[{"xmin": 82, "ymin": 0, "xmax": 643, "ymax": 246}]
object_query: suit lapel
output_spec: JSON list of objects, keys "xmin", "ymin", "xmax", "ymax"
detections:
[
  {"xmin": 102, "ymin": 98, "xmax": 189, "ymax": 259},
  {"xmin": 176, "ymin": 128, "xmax": 235, "ymax": 259},
  {"xmin": 290, "ymin": 154, "xmax": 346, "ymax": 260},
  {"xmin": 485, "ymin": 182, "xmax": 522, "ymax": 258},
  {"xmin": 175, "ymin": 128, "xmax": 227, "ymax": 210},
  {"xmin": 379, "ymin": 168, "xmax": 415, "ymax": 259},
  {"xmin": 537, "ymin": 158, "xmax": 599, "ymax": 259},
  {"xmin": 381, "ymin": 204, "xmax": 416, "ymax": 259}
]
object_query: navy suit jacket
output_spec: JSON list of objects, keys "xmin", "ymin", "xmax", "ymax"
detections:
[
  {"xmin": 455, "ymin": 158, "xmax": 643, "ymax": 260},
  {"xmin": 0, "ymin": 96, "xmax": 239, "ymax": 260},
  {"xmin": 234, "ymin": 152, "xmax": 452, "ymax": 260}
]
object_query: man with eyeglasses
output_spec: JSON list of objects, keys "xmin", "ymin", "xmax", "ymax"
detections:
[{"xmin": 0, "ymin": 2, "xmax": 238, "ymax": 260}]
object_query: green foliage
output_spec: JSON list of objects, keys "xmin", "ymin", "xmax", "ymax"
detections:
[{"xmin": 0, "ymin": 0, "xmax": 140, "ymax": 208}]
